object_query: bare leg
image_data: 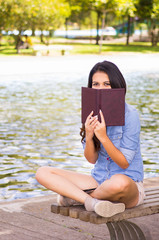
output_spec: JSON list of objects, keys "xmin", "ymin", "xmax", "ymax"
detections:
[
  {"xmin": 36, "ymin": 166, "xmax": 98, "ymax": 203},
  {"xmin": 36, "ymin": 168, "xmax": 130, "ymax": 217},
  {"xmin": 90, "ymin": 174, "xmax": 139, "ymax": 208}
]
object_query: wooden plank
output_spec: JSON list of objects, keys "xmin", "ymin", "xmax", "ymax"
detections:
[
  {"xmin": 69, "ymin": 205, "xmax": 84, "ymax": 219},
  {"xmin": 145, "ymin": 186, "xmax": 159, "ymax": 192},
  {"xmin": 89, "ymin": 212, "xmax": 107, "ymax": 224},
  {"xmin": 145, "ymin": 188, "xmax": 159, "ymax": 193},
  {"xmin": 51, "ymin": 186, "xmax": 159, "ymax": 224},
  {"xmin": 144, "ymin": 197, "xmax": 159, "ymax": 204},
  {"xmin": 145, "ymin": 194, "xmax": 159, "ymax": 200},
  {"xmin": 79, "ymin": 210, "xmax": 91, "ymax": 222},
  {"xmin": 145, "ymin": 191, "xmax": 159, "ymax": 196},
  {"xmin": 51, "ymin": 204, "xmax": 60, "ymax": 214},
  {"xmin": 59, "ymin": 206, "xmax": 69, "ymax": 216},
  {"xmin": 51, "ymin": 201, "xmax": 159, "ymax": 224},
  {"xmin": 104, "ymin": 206, "xmax": 159, "ymax": 223}
]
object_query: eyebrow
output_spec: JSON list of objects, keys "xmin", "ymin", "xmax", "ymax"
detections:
[{"xmin": 92, "ymin": 81, "xmax": 110, "ymax": 83}]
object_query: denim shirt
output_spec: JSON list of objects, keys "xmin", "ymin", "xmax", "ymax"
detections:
[{"xmin": 82, "ymin": 103, "xmax": 144, "ymax": 185}]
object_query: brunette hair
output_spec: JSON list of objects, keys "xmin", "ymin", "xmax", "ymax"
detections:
[{"xmin": 80, "ymin": 60, "xmax": 126, "ymax": 151}]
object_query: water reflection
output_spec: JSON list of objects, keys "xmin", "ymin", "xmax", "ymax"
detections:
[{"xmin": 0, "ymin": 71, "xmax": 159, "ymax": 201}]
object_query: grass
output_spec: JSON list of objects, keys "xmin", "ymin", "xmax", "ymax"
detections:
[
  {"xmin": 68, "ymin": 41, "xmax": 159, "ymax": 54},
  {"xmin": 0, "ymin": 45, "xmax": 35, "ymax": 56},
  {"xmin": 0, "ymin": 36, "xmax": 159, "ymax": 56}
]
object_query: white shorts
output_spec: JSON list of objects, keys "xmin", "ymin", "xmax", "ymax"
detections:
[{"xmin": 135, "ymin": 182, "xmax": 145, "ymax": 206}]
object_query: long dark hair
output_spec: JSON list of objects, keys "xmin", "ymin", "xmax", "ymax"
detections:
[{"xmin": 80, "ymin": 60, "xmax": 127, "ymax": 151}]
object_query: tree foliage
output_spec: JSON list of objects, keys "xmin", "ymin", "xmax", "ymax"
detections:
[
  {"xmin": 0, "ymin": 0, "xmax": 70, "ymax": 34},
  {"xmin": 0, "ymin": 0, "xmax": 12, "ymax": 31},
  {"xmin": 136, "ymin": 0, "xmax": 153, "ymax": 19},
  {"xmin": 0, "ymin": 0, "xmax": 159, "ymax": 47},
  {"xmin": 136, "ymin": 0, "xmax": 159, "ymax": 46},
  {"xmin": 0, "ymin": 0, "xmax": 70, "ymax": 47}
]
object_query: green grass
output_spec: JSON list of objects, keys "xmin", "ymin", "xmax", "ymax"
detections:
[
  {"xmin": 0, "ymin": 36, "xmax": 159, "ymax": 56},
  {"xmin": 69, "ymin": 42, "xmax": 159, "ymax": 54},
  {"xmin": 0, "ymin": 45, "xmax": 34, "ymax": 56}
]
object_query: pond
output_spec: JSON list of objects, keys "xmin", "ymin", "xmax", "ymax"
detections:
[{"xmin": 0, "ymin": 55, "xmax": 159, "ymax": 201}]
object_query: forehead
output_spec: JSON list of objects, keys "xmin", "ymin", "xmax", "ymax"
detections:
[{"xmin": 92, "ymin": 71, "xmax": 109, "ymax": 81}]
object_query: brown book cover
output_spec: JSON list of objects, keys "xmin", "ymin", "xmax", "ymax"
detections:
[{"xmin": 81, "ymin": 87, "xmax": 125, "ymax": 126}]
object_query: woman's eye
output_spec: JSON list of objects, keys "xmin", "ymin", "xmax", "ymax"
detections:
[
  {"xmin": 104, "ymin": 82, "xmax": 110, "ymax": 86},
  {"xmin": 92, "ymin": 82, "xmax": 98, "ymax": 86}
]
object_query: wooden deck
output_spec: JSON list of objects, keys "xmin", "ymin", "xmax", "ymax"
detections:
[
  {"xmin": 51, "ymin": 186, "xmax": 159, "ymax": 224},
  {"xmin": 51, "ymin": 183, "xmax": 159, "ymax": 239},
  {"xmin": 0, "ymin": 177, "xmax": 159, "ymax": 240}
]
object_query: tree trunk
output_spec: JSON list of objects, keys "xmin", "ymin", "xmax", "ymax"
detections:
[
  {"xmin": 151, "ymin": 22, "xmax": 158, "ymax": 46},
  {"xmin": 156, "ymin": 30, "xmax": 159, "ymax": 46},
  {"xmin": 90, "ymin": 11, "xmax": 93, "ymax": 43},
  {"xmin": 0, "ymin": 29, "xmax": 2, "ymax": 46},
  {"xmin": 40, "ymin": 31, "xmax": 45, "ymax": 43},
  {"xmin": 99, "ymin": 11, "xmax": 106, "ymax": 53},
  {"xmin": 32, "ymin": 28, "xmax": 35, "ymax": 36},
  {"xmin": 96, "ymin": 11, "xmax": 100, "ymax": 45},
  {"xmin": 126, "ymin": 15, "xmax": 131, "ymax": 45},
  {"xmin": 65, "ymin": 18, "xmax": 68, "ymax": 39},
  {"xmin": 16, "ymin": 34, "xmax": 22, "ymax": 53}
]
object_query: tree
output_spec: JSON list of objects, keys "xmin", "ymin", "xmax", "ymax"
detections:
[
  {"xmin": 29, "ymin": 0, "xmax": 70, "ymax": 43},
  {"xmin": 152, "ymin": 0, "xmax": 159, "ymax": 45},
  {"xmin": 4, "ymin": 0, "xmax": 70, "ymax": 50},
  {"xmin": 67, "ymin": 0, "xmax": 117, "ymax": 45},
  {"xmin": 116, "ymin": 0, "xmax": 137, "ymax": 45},
  {"xmin": 10, "ymin": 0, "xmax": 31, "ymax": 50},
  {"xmin": 0, "ymin": 0, "xmax": 12, "ymax": 45},
  {"xmin": 91, "ymin": 0, "xmax": 117, "ymax": 45},
  {"xmin": 136, "ymin": 0, "xmax": 159, "ymax": 46},
  {"xmin": 66, "ymin": 0, "xmax": 93, "ymax": 30}
]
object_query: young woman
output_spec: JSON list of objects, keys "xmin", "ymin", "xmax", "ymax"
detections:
[{"xmin": 36, "ymin": 60, "xmax": 145, "ymax": 218}]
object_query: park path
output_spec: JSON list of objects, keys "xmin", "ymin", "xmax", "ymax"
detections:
[{"xmin": 0, "ymin": 53, "xmax": 159, "ymax": 77}]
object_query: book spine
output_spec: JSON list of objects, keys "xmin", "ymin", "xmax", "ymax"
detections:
[{"xmin": 97, "ymin": 90, "xmax": 101, "ymax": 116}]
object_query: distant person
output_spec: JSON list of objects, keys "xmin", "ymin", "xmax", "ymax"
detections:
[
  {"xmin": 36, "ymin": 60, "xmax": 145, "ymax": 218},
  {"xmin": 19, "ymin": 35, "xmax": 32, "ymax": 49},
  {"xmin": 24, "ymin": 35, "xmax": 32, "ymax": 48}
]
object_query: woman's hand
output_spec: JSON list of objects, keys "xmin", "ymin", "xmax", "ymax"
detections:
[
  {"xmin": 85, "ymin": 111, "xmax": 98, "ymax": 141},
  {"xmin": 94, "ymin": 110, "xmax": 107, "ymax": 142},
  {"xmin": 84, "ymin": 111, "xmax": 99, "ymax": 163}
]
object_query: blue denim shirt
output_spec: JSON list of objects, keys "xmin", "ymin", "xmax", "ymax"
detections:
[{"xmin": 82, "ymin": 103, "xmax": 144, "ymax": 185}]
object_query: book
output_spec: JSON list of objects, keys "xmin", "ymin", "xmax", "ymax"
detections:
[{"xmin": 81, "ymin": 87, "xmax": 125, "ymax": 126}]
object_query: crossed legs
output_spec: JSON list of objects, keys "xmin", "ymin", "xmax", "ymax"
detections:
[
  {"xmin": 36, "ymin": 166, "xmax": 98, "ymax": 203},
  {"xmin": 90, "ymin": 174, "xmax": 139, "ymax": 208},
  {"xmin": 36, "ymin": 167, "xmax": 139, "ymax": 209}
]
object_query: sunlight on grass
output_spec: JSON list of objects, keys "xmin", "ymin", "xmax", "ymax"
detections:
[
  {"xmin": 0, "ymin": 36, "xmax": 159, "ymax": 56},
  {"xmin": 71, "ymin": 43, "xmax": 159, "ymax": 54}
]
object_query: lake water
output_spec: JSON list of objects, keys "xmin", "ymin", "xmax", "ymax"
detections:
[{"xmin": 0, "ymin": 55, "xmax": 159, "ymax": 201}]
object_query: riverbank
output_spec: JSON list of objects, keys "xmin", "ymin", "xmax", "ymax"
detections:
[{"xmin": 0, "ymin": 177, "xmax": 158, "ymax": 240}]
